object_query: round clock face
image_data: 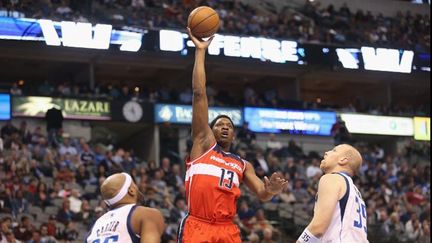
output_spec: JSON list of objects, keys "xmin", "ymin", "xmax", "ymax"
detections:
[{"xmin": 122, "ymin": 101, "xmax": 143, "ymax": 123}]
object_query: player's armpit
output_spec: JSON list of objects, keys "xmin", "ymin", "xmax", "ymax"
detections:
[
  {"xmin": 308, "ymin": 174, "xmax": 344, "ymax": 237},
  {"xmin": 138, "ymin": 207, "xmax": 165, "ymax": 243}
]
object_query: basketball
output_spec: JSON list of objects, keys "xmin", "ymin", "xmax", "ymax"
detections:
[{"xmin": 187, "ymin": 6, "xmax": 220, "ymax": 38}]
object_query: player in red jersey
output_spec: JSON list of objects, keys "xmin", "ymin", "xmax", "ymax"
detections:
[{"xmin": 176, "ymin": 28, "xmax": 289, "ymax": 243}]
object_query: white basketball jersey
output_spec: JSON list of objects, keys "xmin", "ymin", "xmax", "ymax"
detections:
[
  {"xmin": 85, "ymin": 204, "xmax": 140, "ymax": 243},
  {"xmin": 319, "ymin": 173, "xmax": 369, "ymax": 243}
]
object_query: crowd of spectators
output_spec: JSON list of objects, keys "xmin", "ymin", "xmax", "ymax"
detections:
[
  {"xmin": 0, "ymin": 115, "xmax": 430, "ymax": 242},
  {"xmin": 0, "ymin": 0, "xmax": 430, "ymax": 52},
  {"xmin": 8, "ymin": 79, "xmax": 430, "ymax": 117}
]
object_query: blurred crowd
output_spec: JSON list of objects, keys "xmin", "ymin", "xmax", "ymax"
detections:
[
  {"xmin": 0, "ymin": 117, "xmax": 430, "ymax": 242},
  {"xmin": 0, "ymin": 0, "xmax": 429, "ymax": 52}
]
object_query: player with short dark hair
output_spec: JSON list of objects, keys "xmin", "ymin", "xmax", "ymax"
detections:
[{"xmin": 177, "ymin": 28, "xmax": 288, "ymax": 243}]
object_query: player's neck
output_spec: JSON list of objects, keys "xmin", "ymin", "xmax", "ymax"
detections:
[
  {"xmin": 327, "ymin": 167, "xmax": 353, "ymax": 176},
  {"xmin": 111, "ymin": 201, "xmax": 135, "ymax": 209}
]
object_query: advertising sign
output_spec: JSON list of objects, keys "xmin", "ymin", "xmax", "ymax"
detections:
[
  {"xmin": 0, "ymin": 94, "xmax": 11, "ymax": 120},
  {"xmin": 12, "ymin": 96, "xmax": 111, "ymax": 120},
  {"xmin": 155, "ymin": 104, "xmax": 243, "ymax": 126},
  {"xmin": 340, "ymin": 113, "xmax": 414, "ymax": 136},
  {"xmin": 244, "ymin": 107, "xmax": 337, "ymax": 135},
  {"xmin": 0, "ymin": 17, "xmax": 429, "ymax": 73},
  {"xmin": 414, "ymin": 117, "xmax": 430, "ymax": 141}
]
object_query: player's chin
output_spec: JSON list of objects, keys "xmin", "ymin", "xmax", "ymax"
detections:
[{"xmin": 216, "ymin": 137, "xmax": 232, "ymax": 146}]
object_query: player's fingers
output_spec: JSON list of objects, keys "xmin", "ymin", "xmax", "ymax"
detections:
[{"xmin": 264, "ymin": 176, "xmax": 270, "ymax": 185}]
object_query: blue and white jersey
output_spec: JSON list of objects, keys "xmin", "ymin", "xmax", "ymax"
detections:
[
  {"xmin": 320, "ymin": 173, "xmax": 369, "ymax": 243},
  {"xmin": 85, "ymin": 204, "xmax": 140, "ymax": 243}
]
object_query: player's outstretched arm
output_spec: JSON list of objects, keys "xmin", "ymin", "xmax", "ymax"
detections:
[
  {"xmin": 136, "ymin": 207, "xmax": 165, "ymax": 243},
  {"xmin": 243, "ymin": 162, "xmax": 288, "ymax": 201},
  {"xmin": 187, "ymin": 27, "xmax": 216, "ymax": 160},
  {"xmin": 297, "ymin": 174, "xmax": 343, "ymax": 242}
]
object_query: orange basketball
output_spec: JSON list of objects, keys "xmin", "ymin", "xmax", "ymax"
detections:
[{"xmin": 187, "ymin": 6, "xmax": 220, "ymax": 38}]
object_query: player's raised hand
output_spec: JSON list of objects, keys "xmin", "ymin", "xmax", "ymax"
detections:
[
  {"xmin": 187, "ymin": 27, "xmax": 214, "ymax": 50},
  {"xmin": 264, "ymin": 172, "xmax": 288, "ymax": 195}
]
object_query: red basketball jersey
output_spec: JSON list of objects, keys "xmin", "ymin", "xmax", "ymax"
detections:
[{"xmin": 185, "ymin": 143, "xmax": 247, "ymax": 221}]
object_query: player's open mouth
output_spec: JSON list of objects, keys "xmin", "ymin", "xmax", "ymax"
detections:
[{"xmin": 221, "ymin": 132, "xmax": 229, "ymax": 138}]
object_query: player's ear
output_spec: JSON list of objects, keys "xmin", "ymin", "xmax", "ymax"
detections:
[
  {"xmin": 128, "ymin": 185, "xmax": 136, "ymax": 197},
  {"xmin": 338, "ymin": 157, "xmax": 349, "ymax": 166}
]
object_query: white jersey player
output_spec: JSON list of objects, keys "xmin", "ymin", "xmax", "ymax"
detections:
[
  {"xmin": 86, "ymin": 173, "xmax": 165, "ymax": 243},
  {"xmin": 297, "ymin": 144, "xmax": 369, "ymax": 243}
]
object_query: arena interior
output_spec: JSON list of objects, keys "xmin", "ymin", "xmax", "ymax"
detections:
[{"xmin": 0, "ymin": 0, "xmax": 430, "ymax": 242}]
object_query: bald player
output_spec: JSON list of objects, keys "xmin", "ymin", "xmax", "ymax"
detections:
[
  {"xmin": 86, "ymin": 173, "xmax": 165, "ymax": 243},
  {"xmin": 297, "ymin": 144, "xmax": 369, "ymax": 243}
]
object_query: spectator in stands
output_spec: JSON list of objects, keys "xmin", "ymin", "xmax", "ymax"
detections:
[
  {"xmin": 68, "ymin": 189, "xmax": 82, "ymax": 215},
  {"xmin": 63, "ymin": 221, "xmax": 78, "ymax": 241},
  {"xmin": 12, "ymin": 216, "xmax": 34, "ymax": 242},
  {"xmin": 251, "ymin": 209, "xmax": 274, "ymax": 234},
  {"xmin": 39, "ymin": 224, "xmax": 56, "ymax": 243},
  {"xmin": 17, "ymin": 121, "xmax": 31, "ymax": 145},
  {"xmin": 330, "ymin": 116, "xmax": 351, "ymax": 145},
  {"xmin": 45, "ymin": 107, "xmax": 63, "ymax": 148},
  {"xmin": 75, "ymin": 200, "xmax": 92, "ymax": 226},
  {"xmin": 169, "ymin": 197, "xmax": 187, "ymax": 224},
  {"xmin": 75, "ymin": 165, "xmax": 90, "ymax": 188},
  {"xmin": 34, "ymin": 182, "xmax": 51, "ymax": 209},
  {"xmin": 266, "ymin": 134, "xmax": 282, "ymax": 151},
  {"xmin": 1, "ymin": 121, "xmax": 18, "ymax": 140},
  {"xmin": 79, "ymin": 143, "xmax": 94, "ymax": 165},
  {"xmin": 419, "ymin": 220, "xmax": 430, "ymax": 243},
  {"xmin": 46, "ymin": 216, "xmax": 57, "ymax": 238},
  {"xmin": 236, "ymin": 122, "xmax": 256, "ymax": 149},
  {"xmin": 10, "ymin": 83, "xmax": 22, "ymax": 96},
  {"xmin": 58, "ymin": 135, "xmax": 77, "ymax": 156},
  {"xmin": 0, "ymin": 217, "xmax": 13, "ymax": 242},
  {"xmin": 10, "ymin": 190, "xmax": 29, "ymax": 217},
  {"xmin": 28, "ymin": 230, "xmax": 41, "ymax": 243},
  {"xmin": 253, "ymin": 150, "xmax": 270, "ymax": 177},
  {"xmin": 4, "ymin": 231, "xmax": 20, "ymax": 243},
  {"xmin": 405, "ymin": 214, "xmax": 422, "ymax": 241},
  {"xmin": 305, "ymin": 158, "xmax": 322, "ymax": 178},
  {"xmin": 238, "ymin": 200, "xmax": 256, "ymax": 227},
  {"xmin": 292, "ymin": 179, "xmax": 309, "ymax": 204},
  {"xmin": 56, "ymin": 199, "xmax": 76, "ymax": 225}
]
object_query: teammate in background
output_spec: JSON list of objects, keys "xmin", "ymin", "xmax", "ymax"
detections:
[
  {"xmin": 177, "ymin": 28, "xmax": 288, "ymax": 243},
  {"xmin": 297, "ymin": 144, "xmax": 369, "ymax": 243},
  {"xmin": 86, "ymin": 173, "xmax": 165, "ymax": 243}
]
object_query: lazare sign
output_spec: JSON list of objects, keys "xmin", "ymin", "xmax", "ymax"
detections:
[
  {"xmin": 244, "ymin": 107, "xmax": 336, "ymax": 135},
  {"xmin": 0, "ymin": 17, "xmax": 142, "ymax": 51},
  {"xmin": 154, "ymin": 104, "xmax": 243, "ymax": 126},
  {"xmin": 340, "ymin": 114, "xmax": 414, "ymax": 136},
  {"xmin": 12, "ymin": 96, "xmax": 111, "ymax": 120}
]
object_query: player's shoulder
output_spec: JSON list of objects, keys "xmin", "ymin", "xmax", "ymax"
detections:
[
  {"xmin": 133, "ymin": 206, "xmax": 164, "ymax": 221},
  {"xmin": 319, "ymin": 173, "xmax": 346, "ymax": 186}
]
